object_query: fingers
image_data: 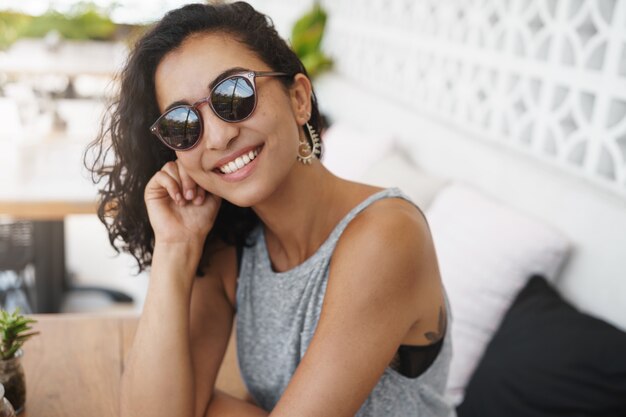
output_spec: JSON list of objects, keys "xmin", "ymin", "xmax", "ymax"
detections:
[
  {"xmin": 148, "ymin": 169, "xmax": 183, "ymax": 204},
  {"xmin": 158, "ymin": 161, "xmax": 184, "ymax": 204},
  {"xmin": 193, "ymin": 186, "xmax": 206, "ymax": 206},
  {"xmin": 158, "ymin": 161, "xmax": 208, "ymax": 206},
  {"xmin": 175, "ymin": 162, "xmax": 208, "ymax": 206},
  {"xmin": 175, "ymin": 162, "xmax": 198, "ymax": 202}
]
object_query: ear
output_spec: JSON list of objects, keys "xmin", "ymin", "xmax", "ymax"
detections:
[{"xmin": 289, "ymin": 73, "xmax": 313, "ymax": 126}]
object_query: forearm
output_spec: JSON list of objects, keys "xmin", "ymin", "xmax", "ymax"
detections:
[
  {"xmin": 121, "ymin": 243, "xmax": 201, "ymax": 417},
  {"xmin": 205, "ymin": 390, "xmax": 269, "ymax": 417}
]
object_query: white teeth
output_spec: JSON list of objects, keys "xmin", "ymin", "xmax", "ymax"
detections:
[{"xmin": 219, "ymin": 146, "xmax": 261, "ymax": 174}]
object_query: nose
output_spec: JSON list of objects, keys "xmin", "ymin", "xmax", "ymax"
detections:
[{"xmin": 198, "ymin": 105, "xmax": 238, "ymax": 151}]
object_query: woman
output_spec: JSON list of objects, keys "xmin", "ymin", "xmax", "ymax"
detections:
[{"xmin": 87, "ymin": 2, "xmax": 454, "ymax": 416}]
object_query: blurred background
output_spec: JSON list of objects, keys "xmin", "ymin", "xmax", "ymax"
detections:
[{"xmin": 0, "ymin": 0, "xmax": 197, "ymax": 315}]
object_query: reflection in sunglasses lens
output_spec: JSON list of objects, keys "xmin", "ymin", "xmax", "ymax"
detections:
[
  {"xmin": 212, "ymin": 77, "xmax": 255, "ymax": 121},
  {"xmin": 156, "ymin": 75, "xmax": 259, "ymax": 150},
  {"xmin": 161, "ymin": 107, "xmax": 201, "ymax": 149}
]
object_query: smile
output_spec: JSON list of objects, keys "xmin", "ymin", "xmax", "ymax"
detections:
[{"xmin": 218, "ymin": 146, "xmax": 262, "ymax": 174}]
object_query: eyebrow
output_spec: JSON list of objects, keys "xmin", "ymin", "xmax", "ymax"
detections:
[{"xmin": 163, "ymin": 66, "xmax": 250, "ymax": 112}]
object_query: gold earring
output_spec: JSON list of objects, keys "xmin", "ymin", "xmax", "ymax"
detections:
[{"xmin": 297, "ymin": 122, "xmax": 322, "ymax": 165}]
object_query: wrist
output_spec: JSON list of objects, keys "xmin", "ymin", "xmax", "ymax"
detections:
[
  {"xmin": 152, "ymin": 241, "xmax": 204, "ymax": 278},
  {"xmin": 154, "ymin": 238, "xmax": 204, "ymax": 253}
]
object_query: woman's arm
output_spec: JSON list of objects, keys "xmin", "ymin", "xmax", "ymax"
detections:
[
  {"xmin": 267, "ymin": 199, "xmax": 446, "ymax": 417},
  {"xmin": 188, "ymin": 245, "xmax": 238, "ymax": 416},
  {"xmin": 121, "ymin": 242, "xmax": 202, "ymax": 417},
  {"xmin": 121, "ymin": 242, "xmax": 238, "ymax": 417},
  {"xmin": 121, "ymin": 160, "xmax": 231, "ymax": 417}
]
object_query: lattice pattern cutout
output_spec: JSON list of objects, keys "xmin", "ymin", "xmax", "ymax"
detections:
[{"xmin": 311, "ymin": 0, "xmax": 626, "ymax": 195}]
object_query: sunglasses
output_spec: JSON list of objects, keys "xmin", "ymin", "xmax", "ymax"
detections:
[{"xmin": 150, "ymin": 70, "xmax": 291, "ymax": 151}]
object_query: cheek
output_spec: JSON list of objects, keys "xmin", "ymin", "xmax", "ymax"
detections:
[
  {"xmin": 257, "ymin": 96, "xmax": 300, "ymax": 149},
  {"xmin": 176, "ymin": 152, "xmax": 205, "ymax": 181}
]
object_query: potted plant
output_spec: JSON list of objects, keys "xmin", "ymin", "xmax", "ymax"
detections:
[{"xmin": 0, "ymin": 309, "xmax": 38, "ymax": 414}]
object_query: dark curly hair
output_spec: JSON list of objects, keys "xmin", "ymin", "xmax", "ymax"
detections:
[{"xmin": 85, "ymin": 2, "xmax": 325, "ymax": 274}]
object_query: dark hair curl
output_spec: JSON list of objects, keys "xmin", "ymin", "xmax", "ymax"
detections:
[{"xmin": 85, "ymin": 2, "xmax": 324, "ymax": 274}]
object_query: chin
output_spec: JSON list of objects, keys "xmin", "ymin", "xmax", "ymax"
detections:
[{"xmin": 217, "ymin": 183, "xmax": 272, "ymax": 208}]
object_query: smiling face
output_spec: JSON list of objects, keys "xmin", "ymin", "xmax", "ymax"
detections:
[{"xmin": 154, "ymin": 31, "xmax": 310, "ymax": 207}]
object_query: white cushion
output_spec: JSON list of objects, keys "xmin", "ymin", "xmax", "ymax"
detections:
[
  {"xmin": 321, "ymin": 122, "xmax": 394, "ymax": 180},
  {"xmin": 425, "ymin": 183, "xmax": 571, "ymax": 405},
  {"xmin": 360, "ymin": 148, "xmax": 448, "ymax": 209}
]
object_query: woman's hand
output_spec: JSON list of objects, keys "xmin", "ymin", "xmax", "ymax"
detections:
[{"xmin": 144, "ymin": 160, "xmax": 221, "ymax": 247}]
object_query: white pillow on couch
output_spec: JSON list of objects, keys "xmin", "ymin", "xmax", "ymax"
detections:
[
  {"xmin": 321, "ymin": 122, "xmax": 394, "ymax": 180},
  {"xmin": 322, "ymin": 121, "xmax": 448, "ymax": 209},
  {"xmin": 425, "ymin": 183, "xmax": 571, "ymax": 405},
  {"xmin": 360, "ymin": 149, "xmax": 448, "ymax": 209}
]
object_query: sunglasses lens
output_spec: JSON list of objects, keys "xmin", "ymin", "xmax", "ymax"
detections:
[
  {"xmin": 157, "ymin": 107, "xmax": 201, "ymax": 150},
  {"xmin": 212, "ymin": 77, "xmax": 255, "ymax": 121}
]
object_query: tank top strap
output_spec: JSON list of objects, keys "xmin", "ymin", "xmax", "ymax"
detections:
[{"xmin": 323, "ymin": 187, "xmax": 412, "ymax": 252}]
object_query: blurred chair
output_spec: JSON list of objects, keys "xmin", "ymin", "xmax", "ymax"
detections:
[
  {"xmin": 0, "ymin": 219, "xmax": 133, "ymax": 314},
  {"xmin": 0, "ymin": 221, "xmax": 36, "ymax": 313}
]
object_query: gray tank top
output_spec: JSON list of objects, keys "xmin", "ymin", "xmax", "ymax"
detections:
[{"xmin": 236, "ymin": 188, "xmax": 455, "ymax": 417}]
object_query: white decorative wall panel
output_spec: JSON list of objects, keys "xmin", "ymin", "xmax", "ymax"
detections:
[{"xmin": 309, "ymin": 0, "xmax": 626, "ymax": 196}]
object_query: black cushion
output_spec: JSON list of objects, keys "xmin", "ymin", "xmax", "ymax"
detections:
[{"xmin": 457, "ymin": 274, "xmax": 626, "ymax": 417}]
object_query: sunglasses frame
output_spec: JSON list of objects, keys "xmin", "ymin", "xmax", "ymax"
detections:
[{"xmin": 150, "ymin": 70, "xmax": 291, "ymax": 151}]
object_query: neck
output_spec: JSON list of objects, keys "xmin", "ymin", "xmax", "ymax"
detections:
[{"xmin": 252, "ymin": 160, "xmax": 342, "ymax": 272}]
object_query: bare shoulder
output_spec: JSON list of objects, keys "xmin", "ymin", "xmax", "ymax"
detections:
[
  {"xmin": 328, "ymin": 195, "xmax": 443, "ymax": 324},
  {"xmin": 336, "ymin": 196, "xmax": 432, "ymax": 261}
]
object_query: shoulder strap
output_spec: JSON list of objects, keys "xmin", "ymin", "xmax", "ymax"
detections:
[{"xmin": 324, "ymin": 188, "xmax": 411, "ymax": 248}]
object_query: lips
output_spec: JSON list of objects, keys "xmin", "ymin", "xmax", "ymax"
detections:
[
  {"xmin": 213, "ymin": 145, "xmax": 263, "ymax": 175},
  {"xmin": 218, "ymin": 147, "xmax": 261, "ymax": 174}
]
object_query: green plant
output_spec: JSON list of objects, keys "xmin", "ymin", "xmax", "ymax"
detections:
[
  {"xmin": 0, "ymin": 309, "xmax": 38, "ymax": 361},
  {"xmin": 0, "ymin": 11, "xmax": 33, "ymax": 50},
  {"xmin": 0, "ymin": 2, "xmax": 129, "ymax": 50},
  {"xmin": 290, "ymin": 2, "xmax": 332, "ymax": 78}
]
